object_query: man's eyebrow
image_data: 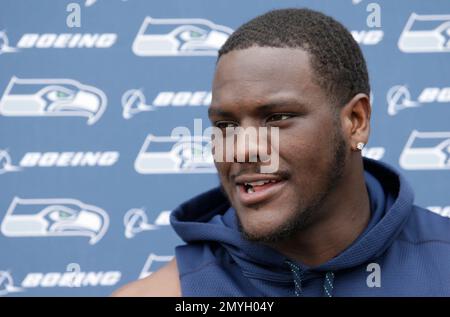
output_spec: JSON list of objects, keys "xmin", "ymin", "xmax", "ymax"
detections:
[
  {"xmin": 208, "ymin": 100, "xmax": 307, "ymax": 118},
  {"xmin": 256, "ymin": 101, "xmax": 307, "ymax": 113},
  {"xmin": 208, "ymin": 107, "xmax": 235, "ymax": 118}
]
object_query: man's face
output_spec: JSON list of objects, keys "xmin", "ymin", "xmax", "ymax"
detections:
[{"xmin": 210, "ymin": 47, "xmax": 348, "ymax": 243}]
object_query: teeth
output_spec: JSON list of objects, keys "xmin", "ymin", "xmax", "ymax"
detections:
[
  {"xmin": 244, "ymin": 180, "xmax": 275, "ymax": 187},
  {"xmin": 243, "ymin": 179, "xmax": 279, "ymax": 194}
]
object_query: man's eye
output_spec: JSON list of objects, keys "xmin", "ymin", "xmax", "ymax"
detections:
[
  {"xmin": 267, "ymin": 114, "xmax": 293, "ymax": 122},
  {"xmin": 215, "ymin": 121, "xmax": 237, "ymax": 129}
]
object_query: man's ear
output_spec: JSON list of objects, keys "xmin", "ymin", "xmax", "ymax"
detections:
[{"xmin": 340, "ymin": 93, "xmax": 371, "ymax": 151}]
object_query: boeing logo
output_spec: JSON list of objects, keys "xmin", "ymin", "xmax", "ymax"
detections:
[
  {"xmin": 0, "ymin": 271, "xmax": 23, "ymax": 296},
  {"xmin": 0, "ymin": 150, "xmax": 21, "ymax": 175},
  {"xmin": 0, "ymin": 31, "xmax": 116, "ymax": 54},
  {"xmin": 387, "ymin": 85, "xmax": 450, "ymax": 115},
  {"xmin": 19, "ymin": 151, "xmax": 119, "ymax": 168},
  {"xmin": 351, "ymin": 30, "xmax": 383, "ymax": 45},
  {"xmin": 0, "ymin": 268, "xmax": 121, "ymax": 295},
  {"xmin": 123, "ymin": 208, "xmax": 171, "ymax": 239},
  {"xmin": 122, "ymin": 89, "xmax": 211, "ymax": 119},
  {"xmin": 0, "ymin": 31, "xmax": 19, "ymax": 55},
  {"xmin": 22, "ymin": 271, "xmax": 121, "ymax": 288},
  {"xmin": 0, "ymin": 150, "xmax": 119, "ymax": 175}
]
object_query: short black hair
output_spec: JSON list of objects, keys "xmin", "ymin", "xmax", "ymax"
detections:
[{"xmin": 218, "ymin": 8, "xmax": 370, "ymax": 107}]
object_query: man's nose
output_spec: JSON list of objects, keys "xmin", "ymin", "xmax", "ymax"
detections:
[{"xmin": 233, "ymin": 126, "xmax": 270, "ymax": 163}]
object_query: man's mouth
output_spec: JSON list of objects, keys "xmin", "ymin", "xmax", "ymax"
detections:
[
  {"xmin": 234, "ymin": 174, "xmax": 287, "ymax": 206},
  {"xmin": 243, "ymin": 180, "xmax": 278, "ymax": 193}
]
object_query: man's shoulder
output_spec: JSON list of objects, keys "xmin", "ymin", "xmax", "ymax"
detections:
[{"xmin": 112, "ymin": 258, "xmax": 181, "ymax": 297}]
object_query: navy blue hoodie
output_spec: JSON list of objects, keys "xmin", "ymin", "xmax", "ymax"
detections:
[{"xmin": 170, "ymin": 158, "xmax": 450, "ymax": 296}]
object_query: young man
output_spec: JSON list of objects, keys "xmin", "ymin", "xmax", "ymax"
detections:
[{"xmin": 114, "ymin": 8, "xmax": 450, "ymax": 297}]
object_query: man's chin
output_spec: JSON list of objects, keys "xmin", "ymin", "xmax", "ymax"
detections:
[
  {"xmin": 240, "ymin": 228, "xmax": 290, "ymax": 244},
  {"xmin": 238, "ymin": 218, "xmax": 298, "ymax": 244},
  {"xmin": 235, "ymin": 204, "xmax": 316, "ymax": 244}
]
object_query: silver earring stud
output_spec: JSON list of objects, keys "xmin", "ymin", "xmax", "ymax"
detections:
[{"xmin": 356, "ymin": 142, "xmax": 365, "ymax": 151}]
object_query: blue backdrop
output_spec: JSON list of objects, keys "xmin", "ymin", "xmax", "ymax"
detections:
[{"xmin": 0, "ymin": 0, "xmax": 449, "ymax": 296}]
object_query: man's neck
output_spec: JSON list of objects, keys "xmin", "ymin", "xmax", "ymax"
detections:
[{"xmin": 269, "ymin": 159, "xmax": 371, "ymax": 267}]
